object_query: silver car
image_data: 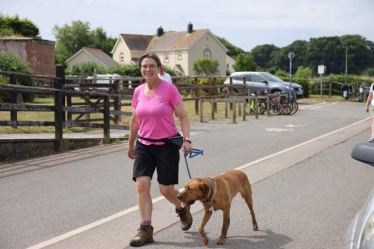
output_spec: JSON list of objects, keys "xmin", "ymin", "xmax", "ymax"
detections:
[
  {"xmin": 222, "ymin": 72, "xmax": 304, "ymax": 98},
  {"xmin": 345, "ymin": 143, "xmax": 374, "ymax": 249}
]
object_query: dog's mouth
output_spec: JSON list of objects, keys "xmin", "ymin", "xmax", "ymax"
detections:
[{"xmin": 181, "ymin": 200, "xmax": 195, "ymax": 208}]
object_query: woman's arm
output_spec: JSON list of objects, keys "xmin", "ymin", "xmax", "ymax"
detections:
[
  {"xmin": 128, "ymin": 108, "xmax": 139, "ymax": 159},
  {"xmin": 174, "ymin": 101, "xmax": 193, "ymax": 152}
]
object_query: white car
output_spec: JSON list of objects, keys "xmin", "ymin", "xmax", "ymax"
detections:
[{"xmin": 345, "ymin": 143, "xmax": 374, "ymax": 249}]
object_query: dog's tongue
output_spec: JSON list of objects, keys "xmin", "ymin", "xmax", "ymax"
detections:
[{"xmin": 181, "ymin": 202, "xmax": 188, "ymax": 208}]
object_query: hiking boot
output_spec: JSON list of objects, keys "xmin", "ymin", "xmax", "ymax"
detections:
[
  {"xmin": 176, "ymin": 206, "xmax": 193, "ymax": 231},
  {"xmin": 129, "ymin": 224, "xmax": 154, "ymax": 247}
]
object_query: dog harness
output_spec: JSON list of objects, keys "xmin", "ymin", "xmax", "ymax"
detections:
[{"xmin": 200, "ymin": 178, "xmax": 214, "ymax": 204}]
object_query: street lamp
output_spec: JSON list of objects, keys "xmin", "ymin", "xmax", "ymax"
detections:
[{"xmin": 288, "ymin": 52, "xmax": 295, "ymax": 99}]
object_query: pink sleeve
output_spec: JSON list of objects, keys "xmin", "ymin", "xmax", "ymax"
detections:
[{"xmin": 169, "ymin": 84, "xmax": 182, "ymax": 106}]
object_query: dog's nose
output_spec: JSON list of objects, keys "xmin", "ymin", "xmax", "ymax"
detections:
[{"xmin": 177, "ymin": 195, "xmax": 181, "ymax": 200}]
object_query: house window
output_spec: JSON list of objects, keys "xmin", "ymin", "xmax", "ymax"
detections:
[
  {"xmin": 204, "ymin": 49, "xmax": 211, "ymax": 58},
  {"xmin": 120, "ymin": 53, "xmax": 124, "ymax": 63},
  {"xmin": 226, "ymin": 63, "xmax": 229, "ymax": 69},
  {"xmin": 177, "ymin": 51, "xmax": 182, "ymax": 60},
  {"xmin": 165, "ymin": 51, "xmax": 169, "ymax": 62}
]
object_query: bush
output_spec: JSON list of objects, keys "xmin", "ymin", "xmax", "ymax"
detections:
[
  {"xmin": 66, "ymin": 62, "xmax": 106, "ymax": 76},
  {"xmin": 106, "ymin": 64, "xmax": 141, "ymax": 77},
  {"xmin": 363, "ymin": 67, "xmax": 374, "ymax": 77},
  {"xmin": 0, "ymin": 53, "xmax": 35, "ymax": 102}
]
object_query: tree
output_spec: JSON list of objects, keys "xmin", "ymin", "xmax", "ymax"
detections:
[
  {"xmin": 215, "ymin": 36, "xmax": 245, "ymax": 59},
  {"xmin": 53, "ymin": 20, "xmax": 117, "ymax": 67},
  {"xmin": 193, "ymin": 58, "xmax": 219, "ymax": 75},
  {"xmin": 340, "ymin": 35, "xmax": 374, "ymax": 75},
  {"xmin": 0, "ymin": 14, "xmax": 40, "ymax": 38},
  {"xmin": 53, "ymin": 20, "xmax": 91, "ymax": 57},
  {"xmin": 251, "ymin": 44, "xmax": 279, "ymax": 69},
  {"xmin": 306, "ymin": 36, "xmax": 345, "ymax": 75},
  {"xmin": 232, "ymin": 53, "xmax": 257, "ymax": 71},
  {"xmin": 270, "ymin": 40, "xmax": 308, "ymax": 73}
]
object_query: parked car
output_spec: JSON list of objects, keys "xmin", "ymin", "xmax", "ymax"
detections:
[
  {"xmin": 222, "ymin": 72, "xmax": 304, "ymax": 98},
  {"xmin": 344, "ymin": 142, "xmax": 374, "ymax": 249}
]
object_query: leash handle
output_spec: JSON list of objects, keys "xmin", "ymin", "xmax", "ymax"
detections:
[
  {"xmin": 184, "ymin": 149, "xmax": 204, "ymax": 179},
  {"xmin": 184, "ymin": 149, "xmax": 204, "ymax": 158}
]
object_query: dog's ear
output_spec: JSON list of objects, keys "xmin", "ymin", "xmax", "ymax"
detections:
[{"xmin": 199, "ymin": 182, "xmax": 209, "ymax": 199}]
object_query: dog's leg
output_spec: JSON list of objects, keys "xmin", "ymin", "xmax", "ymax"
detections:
[
  {"xmin": 240, "ymin": 184, "xmax": 258, "ymax": 231},
  {"xmin": 199, "ymin": 206, "xmax": 213, "ymax": 246},
  {"xmin": 217, "ymin": 207, "xmax": 230, "ymax": 245}
]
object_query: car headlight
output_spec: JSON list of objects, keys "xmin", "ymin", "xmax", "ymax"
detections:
[{"xmin": 360, "ymin": 211, "xmax": 374, "ymax": 249}]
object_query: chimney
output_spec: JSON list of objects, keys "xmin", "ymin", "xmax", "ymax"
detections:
[
  {"xmin": 157, "ymin": 26, "xmax": 164, "ymax": 37},
  {"xmin": 187, "ymin": 22, "xmax": 193, "ymax": 34}
]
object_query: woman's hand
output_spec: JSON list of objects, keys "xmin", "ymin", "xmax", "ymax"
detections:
[{"xmin": 128, "ymin": 145, "xmax": 135, "ymax": 160}]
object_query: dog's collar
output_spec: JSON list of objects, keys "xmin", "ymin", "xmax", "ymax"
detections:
[{"xmin": 200, "ymin": 178, "xmax": 214, "ymax": 204}]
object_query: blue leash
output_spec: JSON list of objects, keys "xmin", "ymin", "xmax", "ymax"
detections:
[{"xmin": 184, "ymin": 149, "xmax": 204, "ymax": 179}]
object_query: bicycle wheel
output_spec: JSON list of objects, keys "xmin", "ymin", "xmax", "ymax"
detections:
[
  {"xmin": 280, "ymin": 102, "xmax": 293, "ymax": 115},
  {"xmin": 257, "ymin": 99, "xmax": 267, "ymax": 114},
  {"xmin": 289, "ymin": 101, "xmax": 298, "ymax": 115},
  {"xmin": 268, "ymin": 103, "xmax": 281, "ymax": 116}
]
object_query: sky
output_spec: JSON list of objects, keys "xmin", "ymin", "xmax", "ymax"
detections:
[{"xmin": 2, "ymin": 0, "xmax": 374, "ymax": 52}]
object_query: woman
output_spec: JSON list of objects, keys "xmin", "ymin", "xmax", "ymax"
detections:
[{"xmin": 127, "ymin": 53, "xmax": 193, "ymax": 247}]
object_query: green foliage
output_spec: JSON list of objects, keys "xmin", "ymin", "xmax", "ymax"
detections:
[
  {"xmin": 233, "ymin": 53, "xmax": 257, "ymax": 71},
  {"xmin": 193, "ymin": 57, "xmax": 219, "ymax": 76},
  {"xmin": 251, "ymin": 44, "xmax": 280, "ymax": 69},
  {"xmin": 53, "ymin": 20, "xmax": 91, "ymax": 57},
  {"xmin": 215, "ymin": 36, "xmax": 245, "ymax": 59},
  {"xmin": 291, "ymin": 77, "xmax": 310, "ymax": 98},
  {"xmin": 0, "ymin": 14, "xmax": 40, "ymax": 38},
  {"xmin": 0, "ymin": 53, "xmax": 35, "ymax": 102},
  {"xmin": 164, "ymin": 66, "xmax": 176, "ymax": 76},
  {"xmin": 66, "ymin": 62, "xmax": 106, "ymax": 76},
  {"xmin": 106, "ymin": 64, "xmax": 141, "ymax": 77},
  {"xmin": 53, "ymin": 20, "xmax": 117, "ymax": 60},
  {"xmin": 363, "ymin": 67, "xmax": 374, "ymax": 77},
  {"xmin": 294, "ymin": 66, "xmax": 312, "ymax": 79},
  {"xmin": 274, "ymin": 70, "xmax": 288, "ymax": 78}
]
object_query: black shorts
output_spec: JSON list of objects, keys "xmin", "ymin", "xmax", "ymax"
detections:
[{"xmin": 133, "ymin": 141, "xmax": 180, "ymax": 185}]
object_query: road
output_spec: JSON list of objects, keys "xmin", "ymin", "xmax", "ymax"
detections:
[{"xmin": 1, "ymin": 101, "xmax": 374, "ymax": 249}]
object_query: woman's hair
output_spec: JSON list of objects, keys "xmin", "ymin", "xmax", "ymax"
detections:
[{"xmin": 138, "ymin": 53, "xmax": 161, "ymax": 69}]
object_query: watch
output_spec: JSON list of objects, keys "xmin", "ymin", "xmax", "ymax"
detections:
[{"xmin": 183, "ymin": 137, "xmax": 192, "ymax": 144}]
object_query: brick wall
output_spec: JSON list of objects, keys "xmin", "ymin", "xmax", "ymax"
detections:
[{"xmin": 0, "ymin": 38, "xmax": 56, "ymax": 76}]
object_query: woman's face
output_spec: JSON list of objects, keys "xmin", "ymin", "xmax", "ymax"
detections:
[{"xmin": 141, "ymin": 57, "xmax": 159, "ymax": 81}]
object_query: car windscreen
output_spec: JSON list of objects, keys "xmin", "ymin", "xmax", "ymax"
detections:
[{"xmin": 259, "ymin": 73, "xmax": 283, "ymax": 82}]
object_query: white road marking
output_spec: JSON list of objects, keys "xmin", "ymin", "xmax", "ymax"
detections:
[
  {"xmin": 27, "ymin": 116, "xmax": 372, "ymax": 249},
  {"xmin": 310, "ymin": 102, "xmax": 337, "ymax": 110},
  {"xmin": 266, "ymin": 128, "xmax": 294, "ymax": 132}
]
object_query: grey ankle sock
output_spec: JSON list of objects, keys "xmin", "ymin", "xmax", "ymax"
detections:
[{"xmin": 141, "ymin": 220, "xmax": 152, "ymax": 226}]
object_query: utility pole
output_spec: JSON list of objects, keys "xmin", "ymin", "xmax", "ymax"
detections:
[{"xmin": 345, "ymin": 47, "xmax": 348, "ymax": 76}]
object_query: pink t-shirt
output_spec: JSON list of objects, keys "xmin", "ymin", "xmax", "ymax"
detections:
[{"xmin": 132, "ymin": 80, "xmax": 182, "ymax": 145}]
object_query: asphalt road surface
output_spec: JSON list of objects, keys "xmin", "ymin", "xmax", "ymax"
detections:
[{"xmin": 1, "ymin": 101, "xmax": 374, "ymax": 249}]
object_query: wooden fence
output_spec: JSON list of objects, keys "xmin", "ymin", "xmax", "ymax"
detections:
[{"xmin": 0, "ymin": 66, "xmax": 247, "ymax": 152}]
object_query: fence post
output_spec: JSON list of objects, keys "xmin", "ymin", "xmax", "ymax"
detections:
[
  {"xmin": 103, "ymin": 95, "xmax": 110, "ymax": 144},
  {"xmin": 329, "ymin": 81, "xmax": 332, "ymax": 98},
  {"xmin": 55, "ymin": 65, "xmax": 66, "ymax": 125},
  {"xmin": 113, "ymin": 80, "xmax": 120, "ymax": 124},
  {"xmin": 194, "ymin": 77, "xmax": 199, "ymax": 115},
  {"xmin": 54, "ymin": 90, "xmax": 63, "ymax": 152},
  {"xmin": 10, "ymin": 73, "xmax": 17, "ymax": 128}
]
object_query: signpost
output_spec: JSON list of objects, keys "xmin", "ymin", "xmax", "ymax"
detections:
[
  {"xmin": 318, "ymin": 65, "xmax": 325, "ymax": 99},
  {"xmin": 288, "ymin": 52, "xmax": 295, "ymax": 99}
]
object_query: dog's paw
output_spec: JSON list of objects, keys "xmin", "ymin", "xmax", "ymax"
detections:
[
  {"xmin": 253, "ymin": 223, "xmax": 258, "ymax": 231},
  {"xmin": 202, "ymin": 237, "xmax": 209, "ymax": 246},
  {"xmin": 217, "ymin": 238, "xmax": 225, "ymax": 245}
]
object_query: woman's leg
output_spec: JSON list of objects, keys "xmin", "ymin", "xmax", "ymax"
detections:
[
  {"xmin": 136, "ymin": 176, "xmax": 152, "ymax": 222},
  {"xmin": 159, "ymin": 184, "xmax": 182, "ymax": 208}
]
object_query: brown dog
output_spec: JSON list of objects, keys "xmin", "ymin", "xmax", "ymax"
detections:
[{"xmin": 178, "ymin": 169, "xmax": 258, "ymax": 245}]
